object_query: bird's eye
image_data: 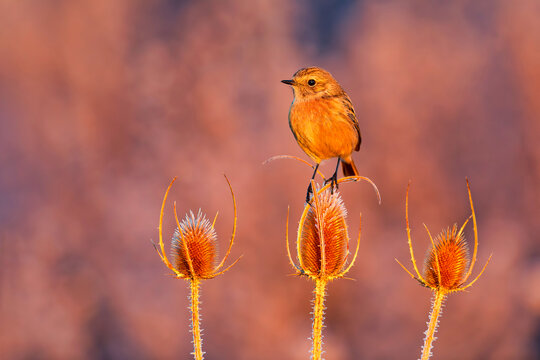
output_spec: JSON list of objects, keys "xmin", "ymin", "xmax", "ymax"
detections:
[{"xmin": 308, "ymin": 79, "xmax": 316, "ymax": 86}]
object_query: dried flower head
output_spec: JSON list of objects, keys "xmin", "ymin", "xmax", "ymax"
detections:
[
  {"xmin": 171, "ymin": 210, "xmax": 219, "ymax": 279},
  {"xmin": 397, "ymin": 180, "xmax": 492, "ymax": 293},
  {"xmin": 287, "ymin": 180, "xmax": 361, "ymax": 281},
  {"xmin": 154, "ymin": 176, "xmax": 240, "ymax": 281},
  {"xmin": 423, "ymin": 225, "xmax": 469, "ymax": 290},
  {"xmin": 299, "ymin": 190, "xmax": 349, "ymax": 276}
]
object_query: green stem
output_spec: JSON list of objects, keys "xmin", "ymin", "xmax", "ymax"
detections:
[
  {"xmin": 421, "ymin": 290, "xmax": 446, "ymax": 360},
  {"xmin": 312, "ymin": 278, "xmax": 327, "ymax": 360},
  {"xmin": 190, "ymin": 279, "xmax": 203, "ymax": 360}
]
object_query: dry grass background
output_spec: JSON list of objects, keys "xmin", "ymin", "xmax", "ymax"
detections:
[{"xmin": 1, "ymin": 1, "xmax": 539, "ymax": 359}]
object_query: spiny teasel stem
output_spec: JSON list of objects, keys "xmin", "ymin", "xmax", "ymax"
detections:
[
  {"xmin": 421, "ymin": 290, "xmax": 446, "ymax": 360},
  {"xmin": 312, "ymin": 278, "xmax": 328, "ymax": 360},
  {"xmin": 190, "ymin": 279, "xmax": 204, "ymax": 360}
]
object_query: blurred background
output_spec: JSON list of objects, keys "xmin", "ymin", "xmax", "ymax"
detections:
[{"xmin": 1, "ymin": 1, "xmax": 539, "ymax": 359}]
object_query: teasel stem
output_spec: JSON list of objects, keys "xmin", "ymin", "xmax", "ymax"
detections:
[
  {"xmin": 312, "ymin": 278, "xmax": 328, "ymax": 360},
  {"xmin": 190, "ymin": 278, "xmax": 204, "ymax": 360},
  {"xmin": 421, "ymin": 289, "xmax": 447, "ymax": 360}
]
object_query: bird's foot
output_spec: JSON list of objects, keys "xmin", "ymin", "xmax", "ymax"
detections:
[
  {"xmin": 305, "ymin": 182, "xmax": 314, "ymax": 204},
  {"xmin": 324, "ymin": 172, "xmax": 339, "ymax": 194}
]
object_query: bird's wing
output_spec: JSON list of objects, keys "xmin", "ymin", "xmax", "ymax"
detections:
[{"xmin": 341, "ymin": 95, "xmax": 361, "ymax": 151}]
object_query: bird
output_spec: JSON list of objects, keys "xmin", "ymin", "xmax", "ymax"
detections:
[{"xmin": 281, "ymin": 66, "xmax": 361, "ymax": 202}]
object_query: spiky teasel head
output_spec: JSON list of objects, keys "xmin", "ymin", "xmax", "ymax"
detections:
[
  {"xmin": 299, "ymin": 190, "xmax": 348, "ymax": 277},
  {"xmin": 171, "ymin": 210, "xmax": 219, "ymax": 279},
  {"xmin": 287, "ymin": 180, "xmax": 361, "ymax": 281},
  {"xmin": 396, "ymin": 179, "xmax": 492, "ymax": 293},
  {"xmin": 423, "ymin": 225, "xmax": 469, "ymax": 291},
  {"xmin": 154, "ymin": 176, "xmax": 240, "ymax": 281}
]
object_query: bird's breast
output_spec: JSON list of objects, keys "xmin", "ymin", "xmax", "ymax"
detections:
[{"xmin": 288, "ymin": 98, "xmax": 358, "ymax": 161}]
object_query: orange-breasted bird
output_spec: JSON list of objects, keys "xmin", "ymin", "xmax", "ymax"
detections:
[{"xmin": 282, "ymin": 67, "xmax": 361, "ymax": 202}]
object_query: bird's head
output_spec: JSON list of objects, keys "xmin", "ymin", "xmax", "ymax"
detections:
[{"xmin": 281, "ymin": 67, "xmax": 343, "ymax": 101}]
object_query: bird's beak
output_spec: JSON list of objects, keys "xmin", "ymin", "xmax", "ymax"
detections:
[{"xmin": 281, "ymin": 79, "xmax": 294, "ymax": 85}]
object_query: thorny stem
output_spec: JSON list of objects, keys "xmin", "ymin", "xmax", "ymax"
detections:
[
  {"xmin": 190, "ymin": 279, "xmax": 204, "ymax": 360},
  {"xmin": 312, "ymin": 278, "xmax": 327, "ymax": 360},
  {"xmin": 421, "ymin": 290, "xmax": 446, "ymax": 360}
]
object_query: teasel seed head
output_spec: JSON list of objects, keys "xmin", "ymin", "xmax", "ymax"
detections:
[
  {"xmin": 153, "ymin": 176, "xmax": 240, "ymax": 281},
  {"xmin": 396, "ymin": 179, "xmax": 492, "ymax": 293},
  {"xmin": 172, "ymin": 210, "xmax": 219, "ymax": 279},
  {"xmin": 300, "ymin": 189, "xmax": 349, "ymax": 276},
  {"xmin": 423, "ymin": 225, "xmax": 469, "ymax": 291},
  {"xmin": 287, "ymin": 180, "xmax": 361, "ymax": 281}
]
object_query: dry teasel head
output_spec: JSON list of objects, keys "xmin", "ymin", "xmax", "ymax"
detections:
[
  {"xmin": 171, "ymin": 210, "xmax": 219, "ymax": 280},
  {"xmin": 154, "ymin": 176, "xmax": 240, "ymax": 281},
  {"xmin": 423, "ymin": 224, "xmax": 470, "ymax": 291},
  {"xmin": 286, "ymin": 180, "xmax": 361, "ymax": 281},
  {"xmin": 298, "ymin": 189, "xmax": 349, "ymax": 277},
  {"xmin": 396, "ymin": 179, "xmax": 492, "ymax": 293},
  {"xmin": 283, "ymin": 173, "xmax": 380, "ymax": 281}
]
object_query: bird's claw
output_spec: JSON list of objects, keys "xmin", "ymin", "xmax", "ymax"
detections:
[
  {"xmin": 324, "ymin": 174, "xmax": 339, "ymax": 194},
  {"xmin": 306, "ymin": 182, "xmax": 314, "ymax": 204}
]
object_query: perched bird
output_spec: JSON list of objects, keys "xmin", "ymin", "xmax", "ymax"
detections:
[{"xmin": 282, "ymin": 67, "xmax": 361, "ymax": 202}]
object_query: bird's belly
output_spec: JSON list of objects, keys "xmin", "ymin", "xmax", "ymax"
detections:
[{"xmin": 289, "ymin": 100, "xmax": 357, "ymax": 162}]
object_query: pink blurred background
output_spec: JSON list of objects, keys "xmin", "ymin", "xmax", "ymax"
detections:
[{"xmin": 1, "ymin": 1, "xmax": 539, "ymax": 359}]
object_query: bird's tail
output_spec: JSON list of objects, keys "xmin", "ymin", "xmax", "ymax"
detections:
[{"xmin": 342, "ymin": 159, "xmax": 359, "ymax": 177}]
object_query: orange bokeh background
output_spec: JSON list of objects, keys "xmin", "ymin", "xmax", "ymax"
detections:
[{"xmin": 1, "ymin": 1, "xmax": 539, "ymax": 359}]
